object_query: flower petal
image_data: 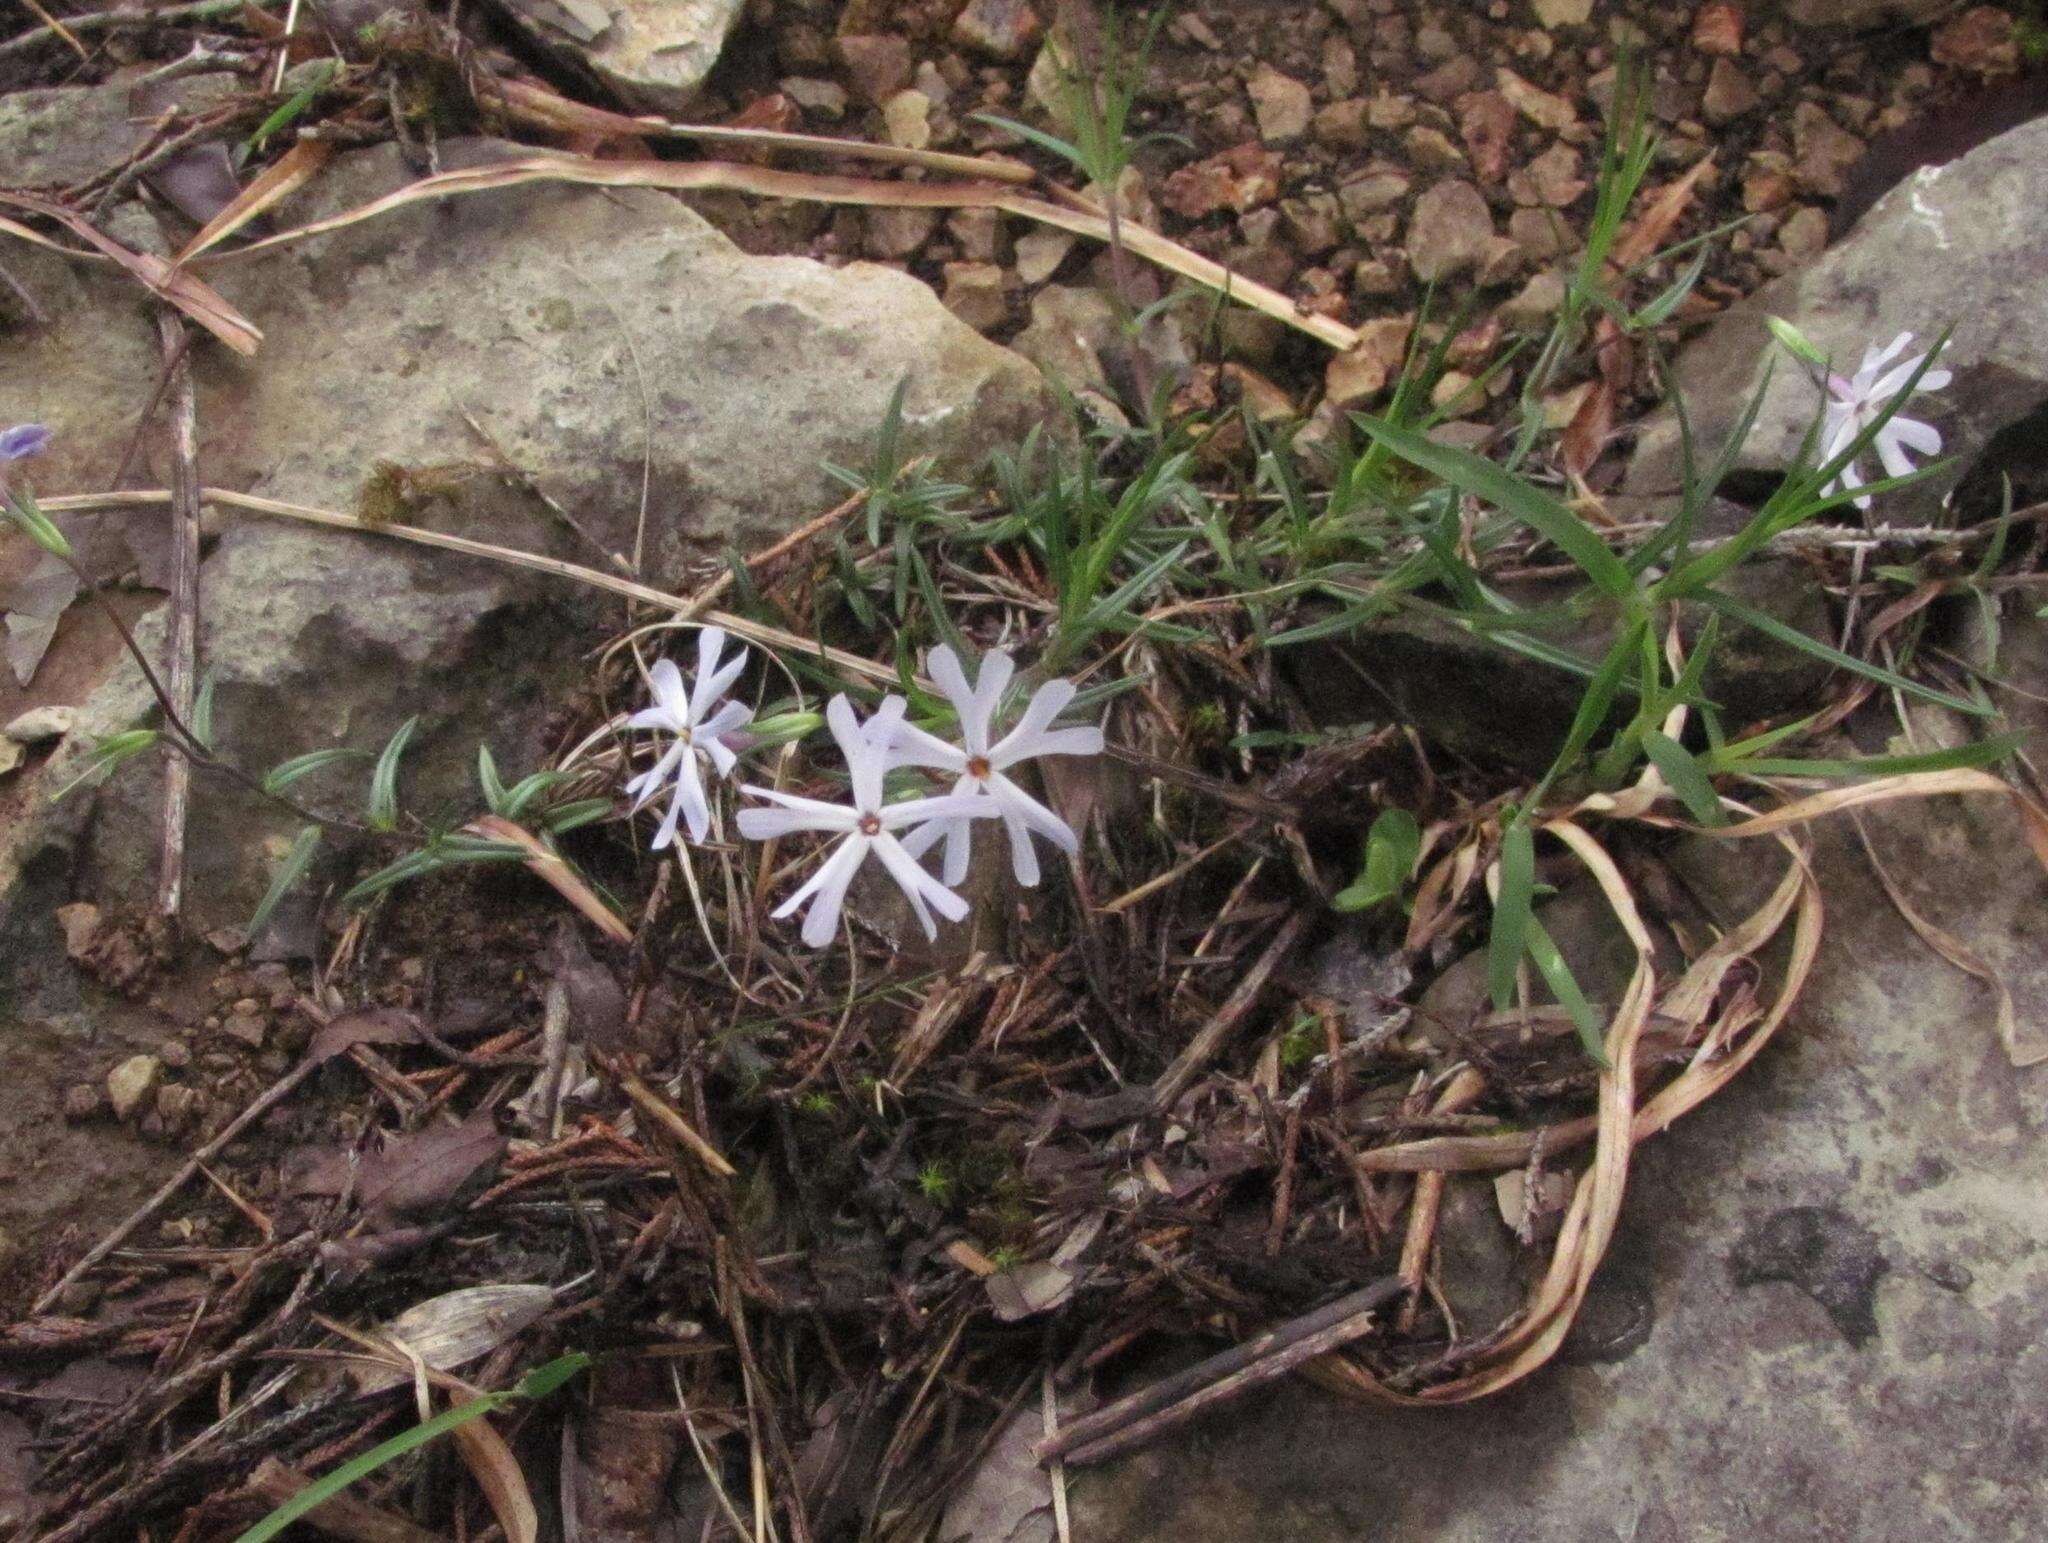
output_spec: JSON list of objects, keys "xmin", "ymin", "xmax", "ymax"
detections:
[
  {"xmin": 990, "ymin": 772, "xmax": 1079, "ymax": 851},
  {"xmin": 992, "ymin": 678, "xmax": 1078, "ymax": 763},
  {"xmin": 625, "ymin": 741, "xmax": 686, "ymax": 809},
  {"xmin": 738, "ymin": 784, "xmax": 859, "ymax": 832},
  {"xmin": 1874, "ymin": 428, "xmax": 1920, "ymax": 482},
  {"xmin": 1013, "ymin": 724, "xmax": 1104, "ymax": 760},
  {"xmin": 775, "ymin": 836, "xmax": 869, "ymax": 947},
  {"xmin": 1000, "ymin": 806, "xmax": 1040, "ymax": 887},
  {"xmin": 1886, "ymin": 415, "xmax": 1943, "ymax": 456},
  {"xmin": 873, "ymin": 834, "xmax": 971, "ymax": 936},
  {"xmin": 966, "ymin": 649, "xmax": 1015, "ymax": 754},
  {"xmin": 0, "ymin": 424, "xmax": 52, "ymax": 461},
  {"xmin": 675, "ymin": 753, "xmax": 713, "ymax": 845},
  {"xmin": 883, "ymin": 718, "xmax": 969, "ymax": 774},
  {"xmin": 647, "ymin": 658, "xmax": 688, "ymax": 717},
  {"xmin": 875, "ymin": 790, "xmax": 998, "ymax": 831}
]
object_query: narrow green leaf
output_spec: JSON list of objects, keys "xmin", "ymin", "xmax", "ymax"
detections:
[
  {"xmin": 367, "ymin": 715, "xmax": 418, "ymax": 831},
  {"xmin": 477, "ymin": 744, "xmax": 507, "ymax": 813},
  {"xmin": 970, "ymin": 112, "xmax": 1088, "ymax": 176},
  {"xmin": 514, "ymin": 1351, "xmax": 593, "ymax": 1400},
  {"xmin": 500, "ymin": 769, "xmax": 571, "ymax": 823},
  {"xmin": 1765, "ymin": 315, "xmax": 1828, "ymax": 369},
  {"xmin": 1487, "ymin": 822, "xmax": 1536, "ymax": 1012},
  {"xmin": 1525, "ymin": 915, "xmax": 1607, "ymax": 1062},
  {"xmin": 542, "ymin": 798, "xmax": 613, "ymax": 834},
  {"xmin": 233, "ymin": 1396, "xmax": 509, "ymax": 1543},
  {"xmin": 1695, "ymin": 591, "xmax": 1991, "ymax": 717},
  {"xmin": 51, "ymin": 730, "xmax": 158, "ymax": 802},
  {"xmin": 262, "ymin": 746, "xmax": 369, "ymax": 795},
  {"xmin": 1711, "ymin": 734, "xmax": 2019, "ymax": 780},
  {"xmin": 4, "ymin": 489, "xmax": 73, "ymax": 558},
  {"xmin": 1642, "ymin": 730, "xmax": 1728, "ymax": 826},
  {"xmin": 1349, "ymin": 413, "xmax": 1637, "ymax": 599},
  {"xmin": 248, "ymin": 826, "xmax": 322, "ymax": 936}
]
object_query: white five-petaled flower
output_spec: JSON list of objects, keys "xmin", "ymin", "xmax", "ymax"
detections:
[
  {"xmin": 736, "ymin": 695, "xmax": 997, "ymax": 947},
  {"xmin": 1820, "ymin": 332, "xmax": 1951, "ymax": 510},
  {"xmin": 878, "ymin": 646, "xmax": 1105, "ymax": 888},
  {"xmin": 623, "ymin": 627, "xmax": 755, "ymax": 850}
]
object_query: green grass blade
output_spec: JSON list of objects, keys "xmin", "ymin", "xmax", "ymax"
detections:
[
  {"xmin": 1695, "ymin": 591, "xmax": 1990, "ymax": 717},
  {"xmin": 367, "ymin": 716, "xmax": 418, "ymax": 831},
  {"xmin": 1711, "ymin": 734, "xmax": 2019, "ymax": 779},
  {"xmin": 263, "ymin": 747, "xmax": 370, "ymax": 796},
  {"xmin": 248, "ymin": 825, "xmax": 321, "ymax": 936},
  {"xmin": 1349, "ymin": 413, "xmax": 1636, "ymax": 599},
  {"xmin": 1642, "ymin": 730, "xmax": 1727, "ymax": 825},
  {"xmin": 1487, "ymin": 821, "xmax": 1536, "ymax": 1013},
  {"xmin": 477, "ymin": 744, "xmax": 507, "ymax": 813},
  {"xmin": 1525, "ymin": 915, "xmax": 1607, "ymax": 1063}
]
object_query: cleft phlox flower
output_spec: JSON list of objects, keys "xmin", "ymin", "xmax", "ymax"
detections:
[
  {"xmin": 1820, "ymin": 332, "xmax": 1951, "ymax": 510},
  {"xmin": 622, "ymin": 627, "xmax": 754, "ymax": 850},
  {"xmin": 737, "ymin": 694, "xmax": 997, "ymax": 947},
  {"xmin": 877, "ymin": 645, "xmax": 1104, "ymax": 887}
]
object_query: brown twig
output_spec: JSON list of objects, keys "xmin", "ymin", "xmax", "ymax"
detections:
[
  {"xmin": 155, "ymin": 311, "xmax": 203, "ymax": 919},
  {"xmin": 1150, "ymin": 910, "xmax": 1308, "ymax": 1112},
  {"xmin": 1033, "ymin": 1276, "xmax": 1405, "ymax": 1467}
]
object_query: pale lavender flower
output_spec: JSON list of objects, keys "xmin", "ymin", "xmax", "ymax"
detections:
[
  {"xmin": 879, "ymin": 645, "xmax": 1104, "ymax": 888},
  {"xmin": 1821, "ymin": 333, "xmax": 1951, "ymax": 510},
  {"xmin": 0, "ymin": 424, "xmax": 51, "ymax": 463},
  {"xmin": 737, "ymin": 694, "xmax": 996, "ymax": 947},
  {"xmin": 623, "ymin": 627, "xmax": 754, "ymax": 850}
]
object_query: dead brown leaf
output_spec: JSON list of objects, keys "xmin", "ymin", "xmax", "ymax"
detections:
[
  {"xmin": 303, "ymin": 1006, "xmax": 423, "ymax": 1068},
  {"xmin": 356, "ymin": 1108, "xmax": 505, "ymax": 1222}
]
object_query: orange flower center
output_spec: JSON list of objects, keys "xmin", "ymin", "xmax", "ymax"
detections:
[
  {"xmin": 858, "ymin": 813, "xmax": 883, "ymax": 837},
  {"xmin": 966, "ymin": 756, "xmax": 992, "ymax": 779}
]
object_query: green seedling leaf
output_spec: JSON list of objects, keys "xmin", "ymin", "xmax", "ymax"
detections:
[
  {"xmin": 1332, "ymin": 809, "xmax": 1422, "ymax": 912},
  {"xmin": 263, "ymin": 746, "xmax": 369, "ymax": 795},
  {"xmin": 542, "ymin": 798, "xmax": 612, "ymax": 834},
  {"xmin": 4, "ymin": 489, "xmax": 73, "ymax": 558},
  {"xmin": 1642, "ymin": 730, "xmax": 1727, "ymax": 825},
  {"xmin": 51, "ymin": 730, "xmax": 158, "ymax": 802},
  {"xmin": 234, "ymin": 1352, "xmax": 589, "ymax": 1543},
  {"xmin": 1487, "ymin": 821, "xmax": 1536, "ymax": 1013},
  {"xmin": 1765, "ymin": 315, "xmax": 1829, "ymax": 369},
  {"xmin": 367, "ymin": 715, "xmax": 418, "ymax": 831},
  {"xmin": 248, "ymin": 825, "xmax": 321, "ymax": 937},
  {"xmin": 499, "ymin": 770, "xmax": 572, "ymax": 823},
  {"xmin": 477, "ymin": 744, "xmax": 508, "ymax": 812},
  {"xmin": 1709, "ymin": 734, "xmax": 2019, "ymax": 780}
]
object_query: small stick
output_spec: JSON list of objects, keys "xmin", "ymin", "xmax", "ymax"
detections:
[
  {"xmin": 1034, "ymin": 1276, "xmax": 1404, "ymax": 1466},
  {"xmin": 605, "ymin": 1059, "xmax": 738, "ymax": 1179},
  {"xmin": 31, "ymin": 1057, "xmax": 320, "ymax": 1315},
  {"xmin": 0, "ymin": 0, "xmax": 250, "ymax": 61},
  {"xmin": 155, "ymin": 311, "xmax": 203, "ymax": 918},
  {"xmin": 1150, "ymin": 910, "xmax": 1308, "ymax": 1112}
]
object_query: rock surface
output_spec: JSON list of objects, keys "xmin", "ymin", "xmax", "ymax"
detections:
[
  {"xmin": 0, "ymin": 92, "xmax": 1055, "ymax": 1284},
  {"xmin": 496, "ymin": 0, "xmax": 745, "ymax": 114},
  {"xmin": 1628, "ymin": 114, "xmax": 2048, "ymax": 517},
  {"xmin": 1, "ymin": 131, "xmax": 1053, "ymax": 941},
  {"xmin": 1074, "ymin": 690, "xmax": 2048, "ymax": 1538}
]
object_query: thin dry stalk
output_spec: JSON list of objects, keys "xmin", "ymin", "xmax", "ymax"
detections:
[{"xmin": 154, "ymin": 311, "xmax": 203, "ymax": 918}]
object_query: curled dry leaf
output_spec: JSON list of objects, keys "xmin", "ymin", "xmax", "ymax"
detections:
[{"xmin": 348, "ymin": 1283, "xmax": 557, "ymax": 1395}]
